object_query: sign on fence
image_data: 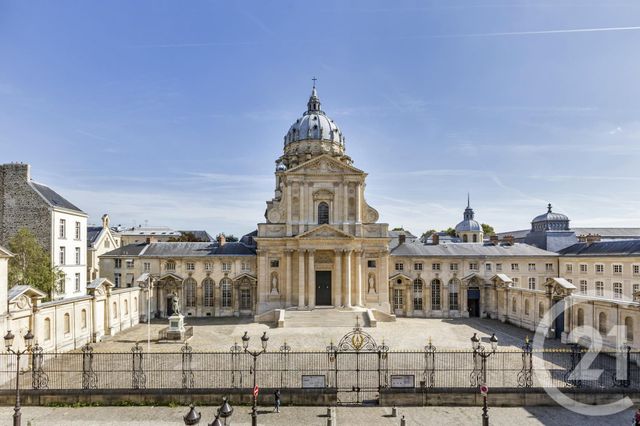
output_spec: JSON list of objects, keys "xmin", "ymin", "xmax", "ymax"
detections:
[
  {"xmin": 391, "ymin": 375, "xmax": 415, "ymax": 388},
  {"xmin": 302, "ymin": 375, "xmax": 326, "ymax": 388}
]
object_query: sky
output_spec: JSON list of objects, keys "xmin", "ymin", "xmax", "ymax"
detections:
[{"xmin": 1, "ymin": 0, "xmax": 640, "ymax": 237}]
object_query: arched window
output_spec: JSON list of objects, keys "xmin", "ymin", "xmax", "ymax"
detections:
[
  {"xmin": 598, "ymin": 312, "xmax": 607, "ymax": 335},
  {"xmin": 524, "ymin": 299, "xmax": 530, "ymax": 316},
  {"xmin": 318, "ymin": 202, "xmax": 329, "ymax": 224},
  {"xmin": 112, "ymin": 301, "xmax": 117, "ymax": 318},
  {"xmin": 472, "ymin": 234, "xmax": 478, "ymax": 243},
  {"xmin": 203, "ymin": 278, "xmax": 214, "ymax": 307},
  {"xmin": 431, "ymin": 279, "xmax": 441, "ymax": 310},
  {"xmin": 185, "ymin": 278, "xmax": 197, "ymax": 308},
  {"xmin": 538, "ymin": 302, "xmax": 544, "ymax": 319},
  {"xmin": 64, "ymin": 313, "xmax": 71, "ymax": 334},
  {"xmin": 413, "ymin": 279, "xmax": 423, "ymax": 310},
  {"xmin": 512, "ymin": 297, "xmax": 517, "ymax": 313},
  {"xmin": 81, "ymin": 309, "xmax": 87, "ymax": 329},
  {"xmin": 577, "ymin": 308, "xmax": 584, "ymax": 327},
  {"xmin": 463, "ymin": 234, "xmax": 468, "ymax": 242},
  {"xmin": 124, "ymin": 299, "xmax": 129, "ymax": 315},
  {"xmin": 44, "ymin": 318, "xmax": 51, "ymax": 341},
  {"xmin": 448, "ymin": 279, "xmax": 459, "ymax": 311},
  {"xmin": 625, "ymin": 317, "xmax": 634, "ymax": 343},
  {"xmin": 221, "ymin": 279, "xmax": 232, "ymax": 308}
]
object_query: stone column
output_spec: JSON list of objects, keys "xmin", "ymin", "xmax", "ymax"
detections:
[
  {"xmin": 308, "ymin": 250, "xmax": 316, "ymax": 309},
  {"xmin": 342, "ymin": 182, "xmax": 349, "ymax": 231},
  {"xmin": 379, "ymin": 252, "xmax": 390, "ymax": 312},
  {"xmin": 214, "ymin": 281, "xmax": 221, "ymax": 317},
  {"xmin": 286, "ymin": 183, "xmax": 292, "ymax": 236},
  {"xmin": 298, "ymin": 250, "xmax": 305, "ymax": 308},
  {"xmin": 355, "ymin": 250, "xmax": 363, "ymax": 306},
  {"xmin": 299, "ymin": 183, "xmax": 306, "ymax": 226},
  {"xmin": 333, "ymin": 250, "xmax": 342, "ymax": 307},
  {"xmin": 345, "ymin": 250, "xmax": 352, "ymax": 307},
  {"xmin": 285, "ymin": 250, "xmax": 292, "ymax": 307},
  {"xmin": 355, "ymin": 183, "xmax": 362, "ymax": 223}
]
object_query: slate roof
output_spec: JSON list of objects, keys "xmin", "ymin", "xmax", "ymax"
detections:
[
  {"xmin": 119, "ymin": 226, "xmax": 180, "ymax": 236},
  {"xmin": 30, "ymin": 182, "xmax": 85, "ymax": 214},
  {"xmin": 8, "ymin": 284, "xmax": 47, "ymax": 301},
  {"xmin": 101, "ymin": 241, "xmax": 256, "ymax": 258},
  {"xmin": 391, "ymin": 242, "xmax": 558, "ymax": 258},
  {"xmin": 87, "ymin": 226, "xmax": 103, "ymax": 247},
  {"xmin": 101, "ymin": 244, "xmax": 149, "ymax": 257},
  {"xmin": 497, "ymin": 228, "xmax": 640, "ymax": 241},
  {"xmin": 178, "ymin": 230, "xmax": 214, "ymax": 242},
  {"xmin": 558, "ymin": 240, "xmax": 640, "ymax": 257},
  {"xmin": 389, "ymin": 230, "xmax": 418, "ymax": 250}
]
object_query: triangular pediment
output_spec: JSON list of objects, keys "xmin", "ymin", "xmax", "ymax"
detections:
[
  {"xmin": 296, "ymin": 224, "xmax": 354, "ymax": 240},
  {"xmin": 286, "ymin": 154, "xmax": 365, "ymax": 176}
]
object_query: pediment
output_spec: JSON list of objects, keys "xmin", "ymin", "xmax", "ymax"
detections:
[
  {"xmin": 296, "ymin": 224, "xmax": 354, "ymax": 240},
  {"xmin": 286, "ymin": 154, "xmax": 365, "ymax": 176}
]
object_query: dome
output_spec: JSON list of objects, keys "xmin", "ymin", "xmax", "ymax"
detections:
[
  {"xmin": 284, "ymin": 86, "xmax": 345, "ymax": 146},
  {"xmin": 532, "ymin": 203, "xmax": 569, "ymax": 223},
  {"xmin": 455, "ymin": 219, "xmax": 481, "ymax": 233},
  {"xmin": 531, "ymin": 203, "xmax": 570, "ymax": 232}
]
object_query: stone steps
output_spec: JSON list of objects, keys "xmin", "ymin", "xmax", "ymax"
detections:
[{"xmin": 283, "ymin": 309, "xmax": 368, "ymax": 328}]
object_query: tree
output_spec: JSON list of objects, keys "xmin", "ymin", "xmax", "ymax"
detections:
[
  {"xmin": 481, "ymin": 223, "xmax": 495, "ymax": 236},
  {"xmin": 443, "ymin": 227, "xmax": 456, "ymax": 237},
  {"xmin": 391, "ymin": 227, "xmax": 404, "ymax": 232},
  {"xmin": 421, "ymin": 229, "xmax": 437, "ymax": 240},
  {"xmin": 7, "ymin": 228, "xmax": 62, "ymax": 300},
  {"xmin": 224, "ymin": 234, "xmax": 238, "ymax": 242},
  {"xmin": 168, "ymin": 232, "xmax": 207, "ymax": 242}
]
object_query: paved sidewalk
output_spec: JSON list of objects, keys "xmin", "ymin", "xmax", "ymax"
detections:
[{"xmin": 2, "ymin": 405, "xmax": 635, "ymax": 425}]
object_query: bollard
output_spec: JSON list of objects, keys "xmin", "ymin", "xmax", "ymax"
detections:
[
  {"xmin": 400, "ymin": 415, "xmax": 406, "ymax": 426},
  {"xmin": 391, "ymin": 406, "xmax": 398, "ymax": 417}
]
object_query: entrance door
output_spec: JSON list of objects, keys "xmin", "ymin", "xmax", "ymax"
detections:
[
  {"xmin": 554, "ymin": 300, "xmax": 565, "ymax": 339},
  {"xmin": 316, "ymin": 271, "xmax": 332, "ymax": 305},
  {"xmin": 467, "ymin": 288, "xmax": 480, "ymax": 317},
  {"xmin": 166, "ymin": 297, "xmax": 174, "ymax": 317}
]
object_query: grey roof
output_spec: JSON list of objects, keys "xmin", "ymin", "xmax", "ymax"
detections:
[
  {"xmin": 119, "ymin": 226, "xmax": 179, "ymax": 236},
  {"xmin": 178, "ymin": 230, "xmax": 214, "ymax": 242},
  {"xmin": 391, "ymin": 242, "xmax": 558, "ymax": 258},
  {"xmin": 495, "ymin": 230, "xmax": 529, "ymax": 240},
  {"xmin": 8, "ymin": 284, "xmax": 47, "ymax": 301},
  {"xmin": 87, "ymin": 226, "xmax": 103, "ymax": 246},
  {"xmin": 455, "ymin": 219, "xmax": 481, "ymax": 232},
  {"xmin": 102, "ymin": 244, "xmax": 148, "ymax": 257},
  {"xmin": 142, "ymin": 242, "xmax": 255, "ymax": 257},
  {"xmin": 31, "ymin": 182, "xmax": 85, "ymax": 214},
  {"xmin": 87, "ymin": 277, "xmax": 113, "ymax": 289},
  {"xmin": 497, "ymin": 228, "xmax": 640, "ymax": 241},
  {"xmin": 558, "ymin": 240, "xmax": 640, "ymax": 257},
  {"xmin": 389, "ymin": 230, "xmax": 418, "ymax": 250}
]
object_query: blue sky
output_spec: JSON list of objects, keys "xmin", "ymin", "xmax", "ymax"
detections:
[{"xmin": 2, "ymin": 1, "xmax": 640, "ymax": 237}]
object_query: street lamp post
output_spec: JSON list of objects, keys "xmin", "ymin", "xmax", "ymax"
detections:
[
  {"xmin": 4, "ymin": 329, "xmax": 35, "ymax": 426},
  {"xmin": 470, "ymin": 332, "xmax": 498, "ymax": 426},
  {"xmin": 242, "ymin": 331, "xmax": 269, "ymax": 426}
]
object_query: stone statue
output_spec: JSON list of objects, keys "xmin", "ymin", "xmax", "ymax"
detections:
[
  {"xmin": 172, "ymin": 293, "xmax": 181, "ymax": 315},
  {"xmin": 271, "ymin": 274, "xmax": 279, "ymax": 294},
  {"xmin": 368, "ymin": 274, "xmax": 376, "ymax": 293}
]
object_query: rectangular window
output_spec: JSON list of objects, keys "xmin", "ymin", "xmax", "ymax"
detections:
[
  {"xmin": 528, "ymin": 277, "xmax": 536, "ymax": 290},
  {"xmin": 126, "ymin": 273, "xmax": 134, "ymax": 288},
  {"xmin": 126, "ymin": 259, "xmax": 134, "ymax": 269},
  {"xmin": 449, "ymin": 291, "xmax": 459, "ymax": 311},
  {"xmin": 114, "ymin": 259, "xmax": 122, "ymax": 268},
  {"xmin": 613, "ymin": 282, "xmax": 623, "ymax": 299},
  {"xmin": 413, "ymin": 281, "xmax": 423, "ymax": 311},
  {"xmin": 634, "ymin": 265, "xmax": 640, "ymax": 275},
  {"xmin": 468, "ymin": 262, "xmax": 478, "ymax": 271},
  {"xmin": 595, "ymin": 264, "xmax": 604, "ymax": 274},
  {"xmin": 566, "ymin": 264, "xmax": 573, "ymax": 273},
  {"xmin": 395, "ymin": 263, "xmax": 404, "ymax": 271},
  {"xmin": 240, "ymin": 289, "xmax": 251, "ymax": 310},
  {"xmin": 450, "ymin": 263, "xmax": 459, "ymax": 271},
  {"xmin": 495, "ymin": 263, "xmax": 502, "ymax": 272},
  {"xmin": 431, "ymin": 263, "xmax": 439, "ymax": 271},
  {"xmin": 596, "ymin": 281, "xmax": 604, "ymax": 296},
  {"xmin": 59, "ymin": 219, "xmax": 66, "ymax": 239},
  {"xmin": 580, "ymin": 264, "xmax": 588, "ymax": 273},
  {"xmin": 613, "ymin": 264, "xmax": 623, "ymax": 274},
  {"xmin": 75, "ymin": 273, "xmax": 81, "ymax": 292},
  {"xmin": 204, "ymin": 280, "xmax": 214, "ymax": 307},
  {"xmin": 511, "ymin": 263, "xmax": 519, "ymax": 272},
  {"xmin": 222, "ymin": 262, "xmax": 231, "ymax": 272},
  {"xmin": 114, "ymin": 273, "xmax": 121, "ymax": 288},
  {"xmin": 222, "ymin": 283, "xmax": 232, "ymax": 308},
  {"xmin": 242, "ymin": 262, "xmax": 250, "ymax": 271},
  {"xmin": 414, "ymin": 262, "xmax": 424, "ymax": 271},
  {"xmin": 270, "ymin": 259, "xmax": 280, "ymax": 268},
  {"xmin": 528, "ymin": 263, "xmax": 536, "ymax": 271},
  {"xmin": 580, "ymin": 280, "xmax": 587, "ymax": 294},
  {"xmin": 512, "ymin": 277, "xmax": 520, "ymax": 287},
  {"xmin": 485, "ymin": 263, "xmax": 492, "ymax": 272},
  {"xmin": 633, "ymin": 284, "xmax": 640, "ymax": 294},
  {"xmin": 75, "ymin": 247, "xmax": 81, "ymax": 265},
  {"xmin": 393, "ymin": 289, "xmax": 403, "ymax": 310},
  {"xmin": 59, "ymin": 247, "xmax": 65, "ymax": 265},
  {"xmin": 545, "ymin": 263, "xmax": 554, "ymax": 272},
  {"xmin": 166, "ymin": 262, "xmax": 176, "ymax": 271},
  {"xmin": 367, "ymin": 260, "xmax": 376, "ymax": 268},
  {"xmin": 75, "ymin": 221, "xmax": 81, "ymax": 240},
  {"xmin": 204, "ymin": 262, "xmax": 212, "ymax": 271},
  {"xmin": 186, "ymin": 262, "xmax": 195, "ymax": 271},
  {"xmin": 143, "ymin": 262, "xmax": 151, "ymax": 272}
]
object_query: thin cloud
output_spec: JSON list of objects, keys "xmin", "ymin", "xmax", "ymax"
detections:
[{"xmin": 427, "ymin": 26, "xmax": 640, "ymax": 39}]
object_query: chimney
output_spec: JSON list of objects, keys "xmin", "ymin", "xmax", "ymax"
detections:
[
  {"xmin": 217, "ymin": 233, "xmax": 226, "ymax": 246},
  {"xmin": 1, "ymin": 162, "xmax": 31, "ymax": 181},
  {"xmin": 398, "ymin": 232, "xmax": 406, "ymax": 245},
  {"xmin": 490, "ymin": 235, "xmax": 499, "ymax": 245},
  {"xmin": 577, "ymin": 234, "xmax": 588, "ymax": 243},
  {"xmin": 503, "ymin": 235, "xmax": 514, "ymax": 245},
  {"xmin": 101, "ymin": 214, "xmax": 110, "ymax": 228},
  {"xmin": 432, "ymin": 234, "xmax": 439, "ymax": 245},
  {"xmin": 586, "ymin": 234, "xmax": 601, "ymax": 246}
]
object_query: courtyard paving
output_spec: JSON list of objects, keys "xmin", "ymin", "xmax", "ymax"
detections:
[
  {"xmin": 3, "ymin": 405, "xmax": 635, "ymax": 425},
  {"xmin": 94, "ymin": 317, "xmax": 565, "ymax": 353}
]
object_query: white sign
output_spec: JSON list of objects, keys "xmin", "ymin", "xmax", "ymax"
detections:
[
  {"xmin": 302, "ymin": 375, "xmax": 326, "ymax": 388},
  {"xmin": 391, "ymin": 375, "xmax": 415, "ymax": 388}
]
